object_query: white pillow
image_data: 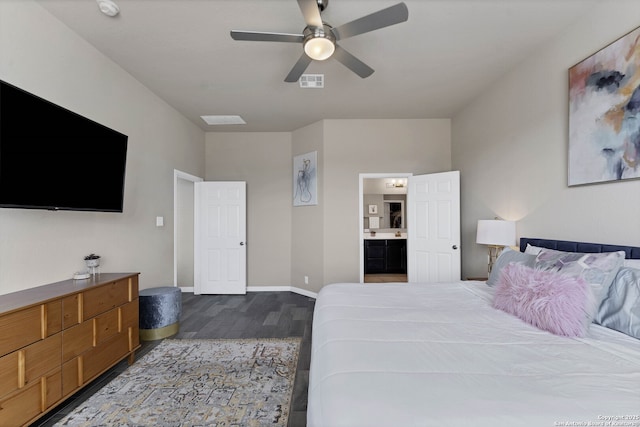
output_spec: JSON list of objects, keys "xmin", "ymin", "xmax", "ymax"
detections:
[
  {"xmin": 487, "ymin": 247, "xmax": 536, "ymax": 287},
  {"xmin": 623, "ymin": 258, "xmax": 640, "ymax": 269},
  {"xmin": 524, "ymin": 244, "xmax": 543, "ymax": 255},
  {"xmin": 534, "ymin": 248, "xmax": 625, "ymax": 310},
  {"xmin": 595, "ymin": 267, "xmax": 640, "ymax": 339}
]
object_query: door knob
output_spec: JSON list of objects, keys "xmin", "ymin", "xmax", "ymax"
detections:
[
  {"xmin": 452, "ymin": 245, "xmax": 458, "ymax": 250},
  {"xmin": 240, "ymin": 242, "xmax": 245, "ymax": 246}
]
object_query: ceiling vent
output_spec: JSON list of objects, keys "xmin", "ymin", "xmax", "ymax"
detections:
[
  {"xmin": 300, "ymin": 74, "xmax": 324, "ymax": 89},
  {"xmin": 200, "ymin": 115, "xmax": 246, "ymax": 125}
]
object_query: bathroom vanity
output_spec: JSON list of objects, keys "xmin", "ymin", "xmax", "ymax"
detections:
[{"xmin": 364, "ymin": 233, "xmax": 407, "ymax": 274}]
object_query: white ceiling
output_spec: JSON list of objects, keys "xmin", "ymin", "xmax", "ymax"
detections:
[{"xmin": 36, "ymin": 0, "xmax": 600, "ymax": 132}]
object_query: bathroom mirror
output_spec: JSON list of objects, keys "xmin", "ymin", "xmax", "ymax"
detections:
[
  {"xmin": 384, "ymin": 200, "xmax": 404, "ymax": 228},
  {"xmin": 363, "ymin": 177, "xmax": 408, "ymax": 231}
]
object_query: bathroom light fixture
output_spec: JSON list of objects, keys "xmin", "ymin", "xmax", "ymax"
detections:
[
  {"xmin": 476, "ymin": 219, "xmax": 516, "ymax": 273},
  {"xmin": 303, "ymin": 26, "xmax": 336, "ymax": 61},
  {"xmin": 96, "ymin": 0, "xmax": 120, "ymax": 17},
  {"xmin": 386, "ymin": 178, "xmax": 406, "ymax": 188}
]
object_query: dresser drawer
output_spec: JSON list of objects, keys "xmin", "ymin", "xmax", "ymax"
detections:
[
  {"xmin": 24, "ymin": 334, "xmax": 62, "ymax": 388},
  {"xmin": 0, "ymin": 351, "xmax": 19, "ymax": 399},
  {"xmin": 0, "ymin": 306, "xmax": 43, "ymax": 357},
  {"xmin": 62, "ymin": 321, "xmax": 93, "ymax": 363},
  {"xmin": 0, "ymin": 334, "xmax": 62, "ymax": 403},
  {"xmin": 62, "ymin": 358, "xmax": 80, "ymax": 398},
  {"xmin": 62, "ymin": 294, "xmax": 80, "ymax": 329},
  {"xmin": 83, "ymin": 279, "xmax": 130, "ymax": 320},
  {"xmin": 121, "ymin": 299, "xmax": 139, "ymax": 328},
  {"xmin": 83, "ymin": 333, "xmax": 130, "ymax": 382},
  {"xmin": 45, "ymin": 301, "xmax": 62, "ymax": 337},
  {"xmin": 0, "ymin": 368, "xmax": 61, "ymax": 427},
  {"xmin": 94, "ymin": 306, "xmax": 120, "ymax": 346},
  {"xmin": 121, "ymin": 300, "xmax": 140, "ymax": 349},
  {"xmin": 0, "ymin": 301, "xmax": 62, "ymax": 359},
  {"xmin": 0, "ymin": 380, "xmax": 43, "ymax": 427}
]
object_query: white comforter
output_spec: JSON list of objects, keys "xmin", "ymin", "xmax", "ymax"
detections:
[{"xmin": 308, "ymin": 282, "xmax": 640, "ymax": 427}]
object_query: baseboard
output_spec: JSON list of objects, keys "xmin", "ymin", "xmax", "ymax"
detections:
[
  {"xmin": 289, "ymin": 286, "xmax": 318, "ymax": 299},
  {"xmin": 247, "ymin": 285, "xmax": 317, "ymax": 299},
  {"xmin": 179, "ymin": 285, "xmax": 316, "ymax": 299}
]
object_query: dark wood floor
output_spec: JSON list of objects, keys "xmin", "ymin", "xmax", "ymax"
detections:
[{"xmin": 32, "ymin": 291, "xmax": 315, "ymax": 427}]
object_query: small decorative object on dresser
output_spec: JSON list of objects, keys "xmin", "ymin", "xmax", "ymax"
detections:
[{"xmin": 84, "ymin": 253, "xmax": 101, "ymax": 276}]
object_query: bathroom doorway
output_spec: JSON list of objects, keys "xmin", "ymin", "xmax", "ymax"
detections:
[{"xmin": 359, "ymin": 173, "xmax": 412, "ymax": 283}]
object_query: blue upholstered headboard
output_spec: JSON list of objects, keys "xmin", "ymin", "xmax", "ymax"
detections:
[{"xmin": 520, "ymin": 237, "xmax": 640, "ymax": 260}]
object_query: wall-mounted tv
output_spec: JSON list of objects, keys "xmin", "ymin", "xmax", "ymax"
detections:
[{"xmin": 0, "ymin": 80, "xmax": 128, "ymax": 212}]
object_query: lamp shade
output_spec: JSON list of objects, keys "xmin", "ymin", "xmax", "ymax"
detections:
[{"xmin": 476, "ymin": 220, "xmax": 516, "ymax": 246}]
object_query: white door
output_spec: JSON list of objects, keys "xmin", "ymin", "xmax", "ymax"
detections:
[
  {"xmin": 407, "ymin": 171, "xmax": 460, "ymax": 283},
  {"xmin": 194, "ymin": 181, "xmax": 247, "ymax": 294}
]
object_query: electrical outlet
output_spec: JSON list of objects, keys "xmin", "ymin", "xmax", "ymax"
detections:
[{"xmin": 304, "ymin": 276, "xmax": 309, "ymax": 285}]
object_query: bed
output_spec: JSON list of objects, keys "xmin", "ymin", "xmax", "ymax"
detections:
[{"xmin": 307, "ymin": 238, "xmax": 640, "ymax": 427}]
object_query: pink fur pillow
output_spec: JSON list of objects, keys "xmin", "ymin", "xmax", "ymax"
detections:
[{"xmin": 493, "ymin": 263, "xmax": 597, "ymax": 337}]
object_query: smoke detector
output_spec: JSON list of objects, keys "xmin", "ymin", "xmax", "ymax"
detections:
[{"xmin": 97, "ymin": 0, "xmax": 120, "ymax": 17}]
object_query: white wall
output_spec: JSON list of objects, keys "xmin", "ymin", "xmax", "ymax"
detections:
[
  {"xmin": 205, "ymin": 132, "xmax": 293, "ymax": 287},
  {"xmin": 291, "ymin": 121, "xmax": 325, "ymax": 292},
  {"xmin": 452, "ymin": 2, "xmax": 640, "ymax": 279},
  {"xmin": 322, "ymin": 119, "xmax": 451, "ymax": 288},
  {"xmin": 0, "ymin": 1, "xmax": 204, "ymax": 294},
  {"xmin": 206, "ymin": 119, "xmax": 451, "ymax": 293}
]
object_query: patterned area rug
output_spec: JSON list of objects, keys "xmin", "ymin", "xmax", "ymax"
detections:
[{"xmin": 56, "ymin": 338, "xmax": 301, "ymax": 427}]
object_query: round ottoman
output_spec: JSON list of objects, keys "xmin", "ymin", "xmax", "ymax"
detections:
[{"xmin": 139, "ymin": 286, "xmax": 182, "ymax": 341}]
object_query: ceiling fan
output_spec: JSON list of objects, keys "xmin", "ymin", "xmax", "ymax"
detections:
[{"xmin": 230, "ymin": 0, "xmax": 409, "ymax": 82}]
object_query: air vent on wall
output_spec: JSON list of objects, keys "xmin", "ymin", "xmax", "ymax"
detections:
[{"xmin": 300, "ymin": 74, "xmax": 324, "ymax": 88}]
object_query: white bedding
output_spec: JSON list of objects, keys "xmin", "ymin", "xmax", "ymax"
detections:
[{"xmin": 308, "ymin": 282, "xmax": 640, "ymax": 427}]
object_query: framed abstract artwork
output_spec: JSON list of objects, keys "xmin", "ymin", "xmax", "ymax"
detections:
[
  {"xmin": 293, "ymin": 151, "xmax": 317, "ymax": 206},
  {"xmin": 568, "ymin": 25, "xmax": 640, "ymax": 186}
]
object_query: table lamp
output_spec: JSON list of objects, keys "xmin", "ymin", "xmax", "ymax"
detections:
[{"xmin": 476, "ymin": 219, "xmax": 516, "ymax": 273}]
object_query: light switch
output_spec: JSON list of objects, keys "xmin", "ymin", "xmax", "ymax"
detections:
[{"xmin": 156, "ymin": 216, "xmax": 164, "ymax": 227}]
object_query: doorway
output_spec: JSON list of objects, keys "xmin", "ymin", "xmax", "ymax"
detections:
[
  {"xmin": 173, "ymin": 169, "xmax": 203, "ymax": 292},
  {"xmin": 359, "ymin": 171, "xmax": 461, "ymax": 284},
  {"xmin": 174, "ymin": 172, "xmax": 248, "ymax": 295},
  {"xmin": 359, "ymin": 173, "xmax": 412, "ymax": 283}
]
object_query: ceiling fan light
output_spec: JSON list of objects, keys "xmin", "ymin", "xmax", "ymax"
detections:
[{"xmin": 304, "ymin": 37, "xmax": 335, "ymax": 61}]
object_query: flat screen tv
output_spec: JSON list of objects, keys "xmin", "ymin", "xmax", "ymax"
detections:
[{"xmin": 0, "ymin": 80, "xmax": 128, "ymax": 212}]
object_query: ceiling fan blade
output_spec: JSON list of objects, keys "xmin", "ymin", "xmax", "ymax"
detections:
[
  {"xmin": 285, "ymin": 53, "xmax": 313, "ymax": 82},
  {"xmin": 230, "ymin": 30, "xmax": 304, "ymax": 43},
  {"xmin": 332, "ymin": 45, "xmax": 374, "ymax": 79},
  {"xmin": 297, "ymin": 0, "xmax": 323, "ymax": 28},
  {"xmin": 331, "ymin": 2, "xmax": 409, "ymax": 41}
]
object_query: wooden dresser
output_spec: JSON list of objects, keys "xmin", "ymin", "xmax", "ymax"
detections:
[{"xmin": 0, "ymin": 273, "xmax": 140, "ymax": 426}]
